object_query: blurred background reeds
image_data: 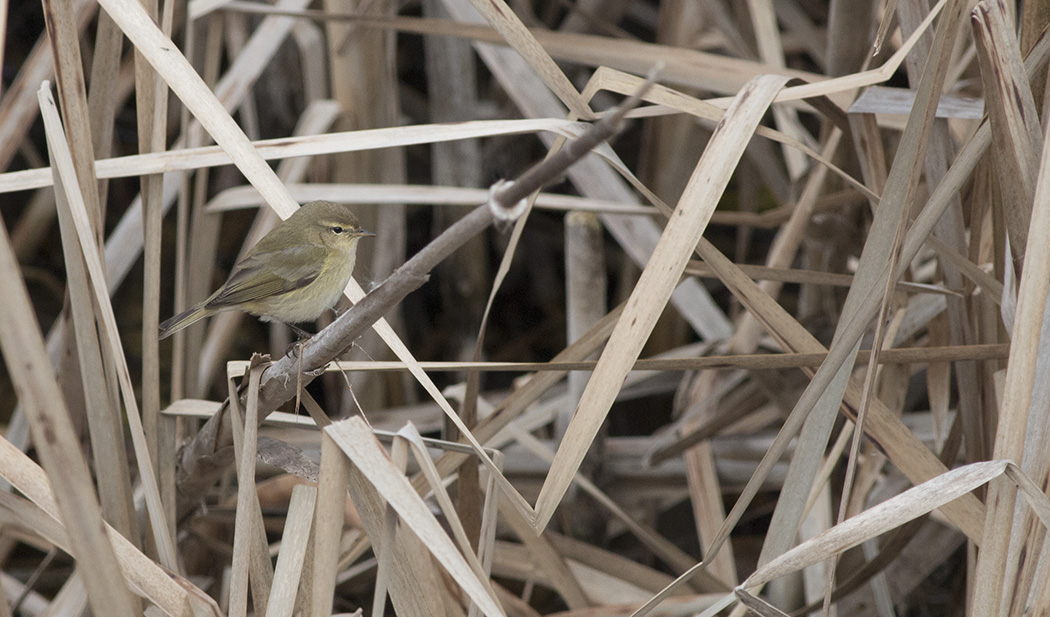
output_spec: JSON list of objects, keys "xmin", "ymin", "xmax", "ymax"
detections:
[{"xmin": 0, "ymin": 0, "xmax": 1044, "ymax": 615}]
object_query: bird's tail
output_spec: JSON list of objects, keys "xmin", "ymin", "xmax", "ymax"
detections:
[{"xmin": 158, "ymin": 303, "xmax": 211, "ymax": 340}]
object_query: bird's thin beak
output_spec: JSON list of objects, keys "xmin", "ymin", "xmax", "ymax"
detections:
[{"xmin": 358, "ymin": 229, "xmax": 376, "ymax": 238}]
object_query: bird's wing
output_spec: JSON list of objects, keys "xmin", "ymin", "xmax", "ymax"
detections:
[{"xmin": 205, "ymin": 244, "xmax": 326, "ymax": 308}]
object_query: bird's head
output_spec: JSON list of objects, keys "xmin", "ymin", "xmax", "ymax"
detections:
[{"xmin": 295, "ymin": 200, "xmax": 376, "ymax": 253}]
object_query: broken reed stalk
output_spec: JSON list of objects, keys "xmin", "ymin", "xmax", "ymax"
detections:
[{"xmin": 174, "ymin": 79, "xmax": 654, "ymax": 515}]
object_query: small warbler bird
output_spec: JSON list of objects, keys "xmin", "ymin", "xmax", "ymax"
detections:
[{"xmin": 159, "ymin": 200, "xmax": 375, "ymax": 339}]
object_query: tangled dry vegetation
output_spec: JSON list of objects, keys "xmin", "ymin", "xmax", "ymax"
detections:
[{"xmin": 2, "ymin": 0, "xmax": 1050, "ymax": 615}]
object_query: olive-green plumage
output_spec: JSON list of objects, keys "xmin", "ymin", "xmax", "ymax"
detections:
[{"xmin": 158, "ymin": 201, "xmax": 374, "ymax": 339}]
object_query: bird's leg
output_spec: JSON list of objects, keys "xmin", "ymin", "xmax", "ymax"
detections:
[
  {"xmin": 278, "ymin": 322, "xmax": 313, "ymax": 363},
  {"xmin": 281, "ymin": 323, "xmax": 330, "ymax": 414},
  {"xmin": 294, "ymin": 349, "xmax": 303, "ymax": 417},
  {"xmin": 282, "ymin": 321, "xmax": 313, "ymax": 340},
  {"xmin": 328, "ymin": 305, "xmax": 351, "ymax": 321}
]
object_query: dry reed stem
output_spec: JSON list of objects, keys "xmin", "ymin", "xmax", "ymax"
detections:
[
  {"xmin": 695, "ymin": 238, "xmax": 986, "ymax": 549},
  {"xmin": 973, "ymin": 10, "xmax": 1050, "ymax": 617},
  {"xmin": 306, "ymin": 432, "xmax": 348, "ymax": 617},
  {"xmin": 0, "ymin": 441, "xmax": 221, "ymax": 617},
  {"xmin": 750, "ymin": 0, "xmax": 967, "ymax": 571},
  {"xmin": 51, "ymin": 98, "xmax": 139, "ymax": 543},
  {"xmin": 327, "ymin": 417, "xmax": 503, "ymax": 617},
  {"xmin": 263, "ymin": 484, "xmax": 315, "ymax": 617},
  {"xmin": 0, "ymin": 121, "xmax": 137, "ymax": 617},
  {"xmin": 0, "ymin": 119, "xmax": 587, "ymax": 195},
  {"xmin": 463, "ymin": 0, "xmax": 591, "ymax": 118},
  {"xmin": 133, "ymin": 0, "xmax": 176, "ymax": 543},
  {"xmin": 228, "ymin": 360, "xmax": 269, "ymax": 617},
  {"xmin": 972, "ymin": 0, "xmax": 1041, "ymax": 261},
  {"xmin": 39, "ymin": 83, "xmax": 178, "ymax": 569},
  {"xmin": 740, "ymin": 460, "xmax": 1050, "ymax": 598},
  {"xmin": 535, "ymin": 75, "xmax": 790, "ymax": 529}
]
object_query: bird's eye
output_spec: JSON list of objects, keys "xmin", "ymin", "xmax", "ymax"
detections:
[{"xmin": 331, "ymin": 226, "xmax": 345, "ymax": 234}]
